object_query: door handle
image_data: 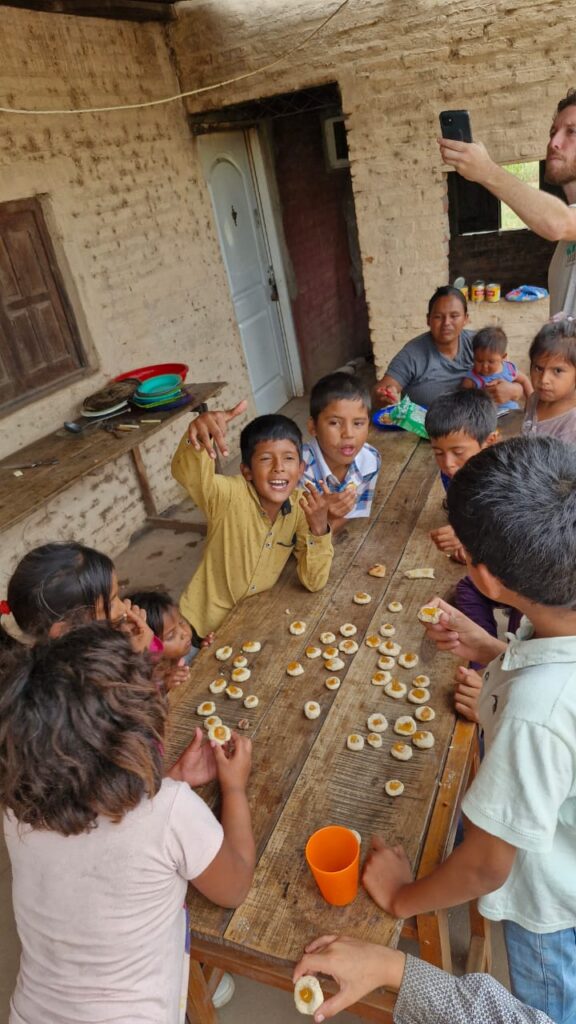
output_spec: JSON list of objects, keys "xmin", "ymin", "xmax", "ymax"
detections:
[{"xmin": 267, "ymin": 266, "xmax": 279, "ymax": 302}]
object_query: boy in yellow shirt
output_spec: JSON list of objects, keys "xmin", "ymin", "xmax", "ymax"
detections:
[{"xmin": 171, "ymin": 400, "xmax": 333, "ymax": 641}]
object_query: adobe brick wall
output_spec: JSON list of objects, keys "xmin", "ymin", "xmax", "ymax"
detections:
[
  {"xmin": 170, "ymin": 0, "xmax": 576, "ymax": 375},
  {"xmin": 0, "ymin": 7, "xmax": 253, "ymax": 578}
]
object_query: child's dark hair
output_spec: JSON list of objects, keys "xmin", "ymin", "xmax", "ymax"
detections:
[
  {"xmin": 125, "ymin": 590, "xmax": 175, "ymax": 640},
  {"xmin": 240, "ymin": 414, "xmax": 302, "ymax": 465},
  {"xmin": 309, "ymin": 372, "xmax": 371, "ymax": 420},
  {"xmin": 472, "ymin": 325, "xmax": 508, "ymax": 356},
  {"xmin": 0, "ymin": 623, "xmax": 165, "ymax": 835},
  {"xmin": 427, "ymin": 285, "xmax": 468, "ymax": 316},
  {"xmin": 529, "ymin": 318, "xmax": 576, "ymax": 369},
  {"xmin": 0, "ymin": 543, "xmax": 115, "ymax": 650},
  {"xmin": 425, "ymin": 390, "xmax": 497, "ymax": 443},
  {"xmin": 447, "ymin": 436, "xmax": 576, "ymax": 606}
]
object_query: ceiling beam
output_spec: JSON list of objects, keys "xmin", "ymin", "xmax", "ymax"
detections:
[{"xmin": 0, "ymin": 0, "xmax": 174, "ymax": 21}]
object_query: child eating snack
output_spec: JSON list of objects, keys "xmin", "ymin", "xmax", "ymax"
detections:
[{"xmin": 126, "ymin": 590, "xmax": 214, "ymax": 683}]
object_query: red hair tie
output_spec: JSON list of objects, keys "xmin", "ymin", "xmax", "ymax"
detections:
[{"xmin": 0, "ymin": 600, "xmax": 11, "ymax": 616}]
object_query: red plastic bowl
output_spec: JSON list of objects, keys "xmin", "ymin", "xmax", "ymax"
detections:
[{"xmin": 113, "ymin": 362, "xmax": 188, "ymax": 383}]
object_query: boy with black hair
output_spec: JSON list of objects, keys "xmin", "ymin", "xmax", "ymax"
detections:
[
  {"xmin": 172, "ymin": 400, "xmax": 333, "ymax": 638},
  {"xmin": 302, "ymin": 371, "xmax": 381, "ymax": 532},
  {"xmin": 363, "ymin": 435, "xmax": 576, "ymax": 1023}
]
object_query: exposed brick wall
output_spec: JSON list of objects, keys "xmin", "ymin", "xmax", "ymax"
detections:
[
  {"xmin": 170, "ymin": 0, "xmax": 576, "ymax": 375},
  {"xmin": 272, "ymin": 111, "xmax": 370, "ymax": 389},
  {"xmin": 0, "ymin": 8, "xmax": 253, "ymax": 581}
]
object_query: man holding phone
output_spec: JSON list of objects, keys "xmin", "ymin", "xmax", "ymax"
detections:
[{"xmin": 439, "ymin": 90, "xmax": 576, "ymax": 318}]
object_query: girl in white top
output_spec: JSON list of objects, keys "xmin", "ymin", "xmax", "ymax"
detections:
[
  {"xmin": 0, "ymin": 624, "xmax": 254, "ymax": 1024},
  {"xmin": 523, "ymin": 317, "xmax": 576, "ymax": 443}
]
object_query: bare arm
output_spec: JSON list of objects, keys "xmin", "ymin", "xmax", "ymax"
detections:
[
  {"xmin": 460, "ymin": 376, "xmax": 476, "ymax": 390},
  {"xmin": 515, "ymin": 370, "xmax": 534, "ymax": 400},
  {"xmin": 375, "ymin": 373, "xmax": 402, "ymax": 404},
  {"xmin": 439, "ymin": 138, "xmax": 576, "ymax": 241}
]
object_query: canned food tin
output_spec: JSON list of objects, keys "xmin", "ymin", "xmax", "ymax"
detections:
[
  {"xmin": 460, "ymin": 285, "xmax": 469, "ymax": 300},
  {"xmin": 485, "ymin": 282, "xmax": 501, "ymax": 302},
  {"xmin": 471, "ymin": 280, "xmax": 485, "ymax": 302}
]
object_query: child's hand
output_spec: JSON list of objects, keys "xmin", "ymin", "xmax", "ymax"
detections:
[
  {"xmin": 168, "ymin": 727, "xmax": 218, "ymax": 787},
  {"xmin": 430, "ymin": 524, "xmax": 459, "ymax": 554},
  {"xmin": 300, "ymin": 481, "xmax": 330, "ymax": 536},
  {"xmin": 166, "ymin": 658, "xmax": 190, "ymax": 690},
  {"xmin": 293, "ymin": 936, "xmax": 406, "ymax": 1022},
  {"xmin": 421, "ymin": 595, "xmax": 504, "ymax": 666},
  {"xmin": 200, "ymin": 631, "xmax": 215, "ymax": 648},
  {"xmin": 187, "ymin": 399, "xmax": 248, "ymax": 459},
  {"xmin": 213, "ymin": 732, "xmax": 252, "ymax": 792},
  {"xmin": 119, "ymin": 600, "xmax": 155, "ymax": 653},
  {"xmin": 362, "ymin": 837, "xmax": 413, "ymax": 915},
  {"xmin": 326, "ymin": 487, "xmax": 357, "ymax": 520},
  {"xmin": 454, "ymin": 665, "xmax": 483, "ymax": 722}
]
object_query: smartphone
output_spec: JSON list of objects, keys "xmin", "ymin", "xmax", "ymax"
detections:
[{"xmin": 439, "ymin": 109, "xmax": 473, "ymax": 143}]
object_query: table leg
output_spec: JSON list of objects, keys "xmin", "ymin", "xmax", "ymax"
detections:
[
  {"xmin": 186, "ymin": 961, "xmax": 218, "ymax": 1024},
  {"xmin": 416, "ymin": 908, "xmax": 452, "ymax": 971},
  {"xmin": 466, "ymin": 901, "xmax": 492, "ymax": 974}
]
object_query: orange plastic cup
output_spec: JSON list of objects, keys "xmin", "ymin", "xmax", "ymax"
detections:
[{"xmin": 305, "ymin": 825, "xmax": 360, "ymax": 906}]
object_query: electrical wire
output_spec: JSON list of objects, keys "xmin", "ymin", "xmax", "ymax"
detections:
[{"xmin": 0, "ymin": 0, "xmax": 351, "ymax": 116}]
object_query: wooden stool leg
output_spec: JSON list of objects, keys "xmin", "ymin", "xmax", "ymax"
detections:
[
  {"xmin": 416, "ymin": 908, "xmax": 452, "ymax": 971},
  {"xmin": 186, "ymin": 960, "xmax": 218, "ymax": 1024},
  {"xmin": 466, "ymin": 900, "xmax": 492, "ymax": 974}
]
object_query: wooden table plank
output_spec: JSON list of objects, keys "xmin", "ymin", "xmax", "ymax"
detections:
[{"xmin": 0, "ymin": 381, "xmax": 224, "ymax": 532}]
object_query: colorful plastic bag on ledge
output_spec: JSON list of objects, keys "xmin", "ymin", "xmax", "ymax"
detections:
[{"xmin": 504, "ymin": 285, "xmax": 549, "ymax": 302}]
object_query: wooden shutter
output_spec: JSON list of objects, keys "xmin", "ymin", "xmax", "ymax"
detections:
[{"xmin": 0, "ymin": 198, "xmax": 86, "ymax": 410}]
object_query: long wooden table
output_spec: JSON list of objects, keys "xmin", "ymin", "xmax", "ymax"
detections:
[
  {"xmin": 164, "ymin": 428, "xmax": 484, "ymax": 1021},
  {"xmin": 0, "ymin": 381, "xmax": 225, "ymax": 534}
]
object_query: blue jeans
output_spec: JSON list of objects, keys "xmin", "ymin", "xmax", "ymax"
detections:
[{"xmin": 503, "ymin": 920, "xmax": 576, "ymax": 1023}]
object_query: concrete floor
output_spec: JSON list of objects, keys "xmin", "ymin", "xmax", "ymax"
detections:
[{"xmin": 0, "ymin": 381, "xmax": 510, "ymax": 1022}]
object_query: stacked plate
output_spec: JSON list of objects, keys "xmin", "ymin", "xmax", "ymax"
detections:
[
  {"xmin": 81, "ymin": 380, "xmax": 139, "ymax": 420},
  {"xmin": 130, "ymin": 373, "xmax": 190, "ymax": 412}
]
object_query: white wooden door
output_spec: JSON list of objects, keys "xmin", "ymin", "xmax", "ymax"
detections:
[{"xmin": 199, "ymin": 132, "xmax": 293, "ymax": 414}]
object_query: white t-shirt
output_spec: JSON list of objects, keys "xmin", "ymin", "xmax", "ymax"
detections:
[
  {"xmin": 462, "ymin": 621, "xmax": 576, "ymax": 933},
  {"xmin": 4, "ymin": 778, "xmax": 224, "ymax": 1024},
  {"xmin": 548, "ymin": 209, "xmax": 576, "ymax": 316}
]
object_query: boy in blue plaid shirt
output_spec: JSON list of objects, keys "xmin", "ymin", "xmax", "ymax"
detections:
[{"xmin": 301, "ymin": 372, "xmax": 381, "ymax": 533}]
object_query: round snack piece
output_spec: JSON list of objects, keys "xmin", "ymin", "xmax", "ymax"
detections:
[
  {"xmin": 377, "ymin": 655, "xmax": 396, "ymax": 670},
  {"xmin": 368, "ymin": 563, "xmax": 386, "ymax": 578},
  {"xmin": 367, "ymin": 713, "xmax": 388, "ymax": 733},
  {"xmin": 289, "ymin": 620, "xmax": 307, "ymax": 635},
  {"xmin": 379, "ymin": 640, "xmax": 401, "ymax": 657},
  {"xmin": 371, "ymin": 670, "xmax": 392, "ymax": 687},
  {"xmin": 226, "ymin": 685, "xmax": 244, "ymax": 700},
  {"xmin": 287, "ymin": 661, "xmax": 304, "ymax": 677},
  {"xmin": 209, "ymin": 676, "xmax": 227, "ymax": 695},
  {"xmin": 305, "ymin": 645, "xmax": 322, "ymax": 659},
  {"xmin": 379, "ymin": 623, "xmax": 396, "ymax": 637},
  {"xmin": 208, "ymin": 723, "xmax": 232, "ymax": 745},
  {"xmin": 243, "ymin": 694, "xmax": 259, "ymax": 709},
  {"xmin": 353, "ymin": 592, "xmax": 371, "ymax": 605},
  {"xmin": 322, "ymin": 646, "xmax": 339, "ymax": 660},
  {"xmin": 233, "ymin": 654, "xmax": 248, "ymax": 669},
  {"xmin": 325, "ymin": 675, "xmax": 341, "ymax": 690},
  {"xmin": 231, "ymin": 666, "xmax": 251, "ymax": 683},
  {"xmin": 384, "ymin": 679, "xmax": 407, "ymax": 699},
  {"xmin": 294, "ymin": 975, "xmax": 324, "ymax": 1016},
  {"xmin": 203, "ymin": 715, "xmax": 222, "ymax": 731},
  {"xmin": 385, "ymin": 779, "xmax": 405, "ymax": 797},
  {"xmin": 237, "ymin": 718, "xmax": 251, "ymax": 730},
  {"xmin": 398, "ymin": 652, "xmax": 419, "ymax": 669},
  {"xmin": 415, "ymin": 705, "xmax": 436, "ymax": 722},
  {"xmin": 413, "ymin": 730, "xmax": 435, "ymax": 749},
  {"xmin": 367, "ymin": 732, "xmax": 383, "ymax": 749},
  {"xmin": 390, "ymin": 741, "xmax": 413, "ymax": 761},
  {"xmin": 346, "ymin": 733, "xmax": 365, "ymax": 751},
  {"xmin": 339, "ymin": 638, "xmax": 359, "ymax": 655},
  {"xmin": 304, "ymin": 701, "xmax": 321, "ymax": 720},
  {"xmin": 197, "ymin": 700, "xmax": 216, "ymax": 717},
  {"xmin": 408, "ymin": 687, "xmax": 430, "ymax": 705},
  {"xmin": 242, "ymin": 640, "xmax": 261, "ymax": 653},
  {"xmin": 413, "ymin": 674, "xmax": 431, "ymax": 688},
  {"xmin": 394, "ymin": 715, "xmax": 417, "ymax": 736},
  {"xmin": 365, "ymin": 633, "xmax": 381, "ymax": 648},
  {"xmin": 387, "ymin": 600, "xmax": 403, "ymax": 613},
  {"xmin": 319, "ymin": 631, "xmax": 336, "ymax": 644},
  {"xmin": 215, "ymin": 645, "xmax": 233, "ymax": 661},
  {"xmin": 325, "ymin": 657, "xmax": 345, "ymax": 671},
  {"xmin": 418, "ymin": 604, "xmax": 442, "ymax": 624},
  {"xmin": 340, "ymin": 622, "xmax": 358, "ymax": 637}
]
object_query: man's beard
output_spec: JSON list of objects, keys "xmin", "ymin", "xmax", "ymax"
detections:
[{"xmin": 544, "ymin": 154, "xmax": 576, "ymax": 188}]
